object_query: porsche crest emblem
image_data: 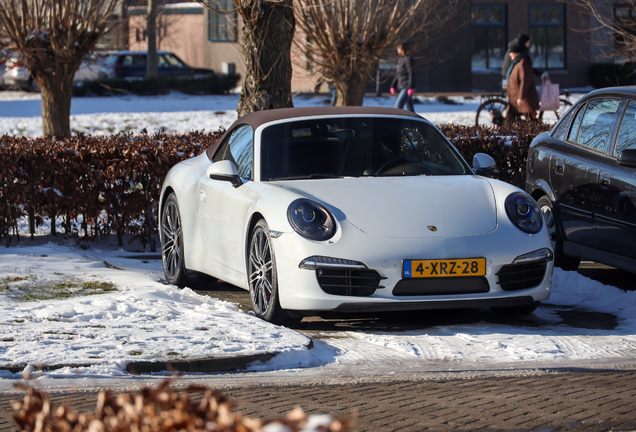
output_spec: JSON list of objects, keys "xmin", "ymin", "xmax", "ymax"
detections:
[{"xmin": 427, "ymin": 225, "xmax": 438, "ymax": 232}]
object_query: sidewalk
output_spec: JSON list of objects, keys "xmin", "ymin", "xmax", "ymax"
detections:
[{"xmin": 1, "ymin": 370, "xmax": 635, "ymax": 431}]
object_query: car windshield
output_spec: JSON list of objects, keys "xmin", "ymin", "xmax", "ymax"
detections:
[{"xmin": 260, "ymin": 117, "xmax": 469, "ymax": 180}]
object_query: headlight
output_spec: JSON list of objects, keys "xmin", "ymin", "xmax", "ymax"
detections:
[
  {"xmin": 287, "ymin": 199, "xmax": 336, "ymax": 241},
  {"xmin": 505, "ymin": 192, "xmax": 542, "ymax": 234}
]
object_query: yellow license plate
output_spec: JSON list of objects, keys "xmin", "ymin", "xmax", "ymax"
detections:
[{"xmin": 403, "ymin": 258, "xmax": 486, "ymax": 278}]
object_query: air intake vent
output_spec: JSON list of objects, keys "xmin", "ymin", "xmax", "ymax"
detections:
[
  {"xmin": 316, "ymin": 268, "xmax": 384, "ymax": 297},
  {"xmin": 497, "ymin": 261, "xmax": 547, "ymax": 291}
]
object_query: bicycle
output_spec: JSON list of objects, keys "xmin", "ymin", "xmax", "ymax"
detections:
[{"xmin": 475, "ymin": 85, "xmax": 572, "ymax": 128}]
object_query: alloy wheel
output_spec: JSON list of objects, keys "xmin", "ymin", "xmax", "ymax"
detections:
[
  {"xmin": 162, "ymin": 200, "xmax": 182, "ymax": 281},
  {"xmin": 249, "ymin": 226, "xmax": 273, "ymax": 316}
]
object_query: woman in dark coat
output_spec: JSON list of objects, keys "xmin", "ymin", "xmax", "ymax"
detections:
[
  {"xmin": 504, "ymin": 42, "xmax": 540, "ymax": 126},
  {"xmin": 390, "ymin": 44, "xmax": 416, "ymax": 112}
]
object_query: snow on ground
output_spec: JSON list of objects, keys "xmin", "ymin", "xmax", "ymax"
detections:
[
  {"xmin": 0, "ymin": 237, "xmax": 635, "ymax": 390},
  {"xmin": 0, "ymin": 90, "xmax": 496, "ymax": 136},
  {"xmin": 0, "ymin": 242, "xmax": 313, "ymax": 378},
  {"xmin": 2, "ymin": 89, "xmax": 635, "ymax": 392}
]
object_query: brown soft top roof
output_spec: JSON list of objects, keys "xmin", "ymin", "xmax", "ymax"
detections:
[
  {"xmin": 233, "ymin": 106, "xmax": 422, "ymax": 130},
  {"xmin": 206, "ymin": 106, "xmax": 423, "ymax": 159}
]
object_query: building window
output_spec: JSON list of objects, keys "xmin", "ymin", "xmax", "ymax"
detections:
[
  {"xmin": 529, "ymin": 5, "xmax": 565, "ymax": 69},
  {"xmin": 471, "ymin": 5, "xmax": 507, "ymax": 71},
  {"xmin": 207, "ymin": 0, "xmax": 236, "ymax": 42}
]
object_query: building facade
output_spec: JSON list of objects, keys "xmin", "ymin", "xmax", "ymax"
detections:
[{"xmin": 125, "ymin": 1, "xmax": 622, "ymax": 93}]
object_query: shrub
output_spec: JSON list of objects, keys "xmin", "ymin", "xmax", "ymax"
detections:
[
  {"xmin": 12, "ymin": 380, "xmax": 353, "ymax": 432},
  {"xmin": 439, "ymin": 121, "xmax": 552, "ymax": 188},
  {"xmin": 0, "ymin": 122, "xmax": 551, "ymax": 248},
  {"xmin": 0, "ymin": 130, "xmax": 224, "ymax": 249}
]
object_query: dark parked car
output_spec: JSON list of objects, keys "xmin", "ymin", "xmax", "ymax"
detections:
[
  {"xmin": 98, "ymin": 51, "xmax": 213, "ymax": 79},
  {"xmin": 526, "ymin": 86, "xmax": 636, "ymax": 273}
]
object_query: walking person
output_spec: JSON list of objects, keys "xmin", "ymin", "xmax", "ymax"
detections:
[
  {"xmin": 504, "ymin": 41, "xmax": 540, "ymax": 127},
  {"xmin": 501, "ymin": 34, "xmax": 531, "ymax": 91},
  {"xmin": 390, "ymin": 44, "xmax": 416, "ymax": 112}
]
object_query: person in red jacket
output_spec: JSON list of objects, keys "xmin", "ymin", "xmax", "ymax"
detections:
[
  {"xmin": 504, "ymin": 42, "xmax": 540, "ymax": 126},
  {"xmin": 390, "ymin": 44, "xmax": 416, "ymax": 112}
]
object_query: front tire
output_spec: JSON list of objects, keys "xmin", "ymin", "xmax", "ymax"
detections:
[
  {"xmin": 537, "ymin": 196, "xmax": 580, "ymax": 271},
  {"xmin": 161, "ymin": 193, "xmax": 192, "ymax": 287},
  {"xmin": 248, "ymin": 219, "xmax": 299, "ymax": 325}
]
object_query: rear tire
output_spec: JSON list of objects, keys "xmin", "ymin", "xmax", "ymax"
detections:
[
  {"xmin": 161, "ymin": 193, "xmax": 194, "ymax": 287},
  {"xmin": 537, "ymin": 196, "xmax": 580, "ymax": 271}
]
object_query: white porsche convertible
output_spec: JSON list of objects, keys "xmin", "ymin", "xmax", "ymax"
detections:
[{"xmin": 159, "ymin": 107, "xmax": 554, "ymax": 324}]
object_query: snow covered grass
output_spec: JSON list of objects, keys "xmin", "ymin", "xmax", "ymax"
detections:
[{"xmin": 0, "ymin": 243, "xmax": 312, "ymax": 379}]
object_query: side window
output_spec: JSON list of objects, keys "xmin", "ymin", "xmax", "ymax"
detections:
[
  {"xmin": 213, "ymin": 125, "xmax": 254, "ymax": 179},
  {"xmin": 551, "ymin": 106, "xmax": 577, "ymax": 141},
  {"xmin": 574, "ymin": 98, "xmax": 620, "ymax": 153},
  {"xmin": 615, "ymin": 100, "xmax": 636, "ymax": 156},
  {"xmin": 122, "ymin": 55, "xmax": 134, "ymax": 66},
  {"xmin": 566, "ymin": 103, "xmax": 585, "ymax": 143}
]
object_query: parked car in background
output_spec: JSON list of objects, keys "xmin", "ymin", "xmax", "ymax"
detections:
[
  {"xmin": 98, "ymin": 51, "xmax": 213, "ymax": 79},
  {"xmin": 526, "ymin": 86, "xmax": 636, "ymax": 273},
  {"xmin": 2, "ymin": 54, "xmax": 39, "ymax": 91},
  {"xmin": 2, "ymin": 51, "xmax": 107, "ymax": 92},
  {"xmin": 160, "ymin": 106, "xmax": 554, "ymax": 325}
]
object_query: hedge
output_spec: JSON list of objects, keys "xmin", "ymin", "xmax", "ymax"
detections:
[
  {"xmin": 0, "ymin": 130, "xmax": 223, "ymax": 249},
  {"xmin": 0, "ymin": 122, "xmax": 552, "ymax": 248},
  {"xmin": 72, "ymin": 72, "xmax": 241, "ymax": 97}
]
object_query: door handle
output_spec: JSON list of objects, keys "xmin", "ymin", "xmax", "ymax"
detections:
[
  {"xmin": 600, "ymin": 175, "xmax": 610, "ymax": 188},
  {"xmin": 555, "ymin": 161, "xmax": 565, "ymax": 175}
]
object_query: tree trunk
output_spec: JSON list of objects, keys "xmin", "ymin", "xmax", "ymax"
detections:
[
  {"xmin": 146, "ymin": 0, "xmax": 159, "ymax": 78},
  {"xmin": 334, "ymin": 65, "xmax": 371, "ymax": 106},
  {"xmin": 40, "ymin": 74, "xmax": 73, "ymax": 137},
  {"xmin": 237, "ymin": 0, "xmax": 295, "ymax": 117}
]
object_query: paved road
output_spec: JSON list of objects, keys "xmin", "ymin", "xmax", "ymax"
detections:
[
  {"xmin": 1, "ymin": 370, "xmax": 636, "ymax": 431},
  {"xmin": 1, "ymin": 263, "xmax": 633, "ymax": 431}
]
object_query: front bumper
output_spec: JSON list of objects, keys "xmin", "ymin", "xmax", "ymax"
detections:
[{"xmin": 273, "ymin": 221, "xmax": 553, "ymax": 312}]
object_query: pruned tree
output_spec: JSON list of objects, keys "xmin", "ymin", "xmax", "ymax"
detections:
[
  {"xmin": 147, "ymin": 0, "xmax": 160, "ymax": 78},
  {"xmin": 295, "ymin": 0, "xmax": 460, "ymax": 106},
  {"xmin": 202, "ymin": 0, "xmax": 295, "ymax": 116},
  {"xmin": 0, "ymin": 0, "xmax": 119, "ymax": 137},
  {"xmin": 570, "ymin": 0, "xmax": 636, "ymax": 62}
]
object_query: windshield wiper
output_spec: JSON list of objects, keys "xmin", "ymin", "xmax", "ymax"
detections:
[{"xmin": 270, "ymin": 174, "xmax": 342, "ymax": 180}]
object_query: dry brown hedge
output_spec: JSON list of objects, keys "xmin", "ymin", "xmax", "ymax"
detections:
[
  {"xmin": 12, "ymin": 380, "xmax": 354, "ymax": 432},
  {"xmin": 0, "ymin": 122, "xmax": 551, "ymax": 248},
  {"xmin": 0, "ymin": 130, "xmax": 224, "ymax": 249}
]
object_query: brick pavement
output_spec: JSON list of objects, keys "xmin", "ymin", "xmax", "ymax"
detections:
[{"xmin": 1, "ymin": 370, "xmax": 636, "ymax": 431}]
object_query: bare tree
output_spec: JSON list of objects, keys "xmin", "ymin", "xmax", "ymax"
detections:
[
  {"xmin": 295, "ymin": 0, "xmax": 460, "ymax": 106},
  {"xmin": 570, "ymin": 0, "xmax": 636, "ymax": 62},
  {"xmin": 0, "ymin": 0, "xmax": 119, "ymax": 137},
  {"xmin": 202, "ymin": 0, "xmax": 295, "ymax": 116},
  {"xmin": 147, "ymin": 0, "xmax": 159, "ymax": 78}
]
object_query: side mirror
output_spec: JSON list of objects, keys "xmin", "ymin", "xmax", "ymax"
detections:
[
  {"xmin": 618, "ymin": 149, "xmax": 636, "ymax": 168},
  {"xmin": 472, "ymin": 153, "xmax": 497, "ymax": 176},
  {"xmin": 206, "ymin": 160, "xmax": 243, "ymax": 188}
]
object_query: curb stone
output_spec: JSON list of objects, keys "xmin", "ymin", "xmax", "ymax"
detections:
[{"xmin": 1, "ymin": 340, "xmax": 315, "ymax": 375}]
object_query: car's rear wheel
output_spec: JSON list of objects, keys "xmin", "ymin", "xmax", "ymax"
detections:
[
  {"xmin": 248, "ymin": 219, "xmax": 300, "ymax": 325},
  {"xmin": 537, "ymin": 195, "xmax": 580, "ymax": 271},
  {"xmin": 161, "ymin": 193, "xmax": 191, "ymax": 287}
]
